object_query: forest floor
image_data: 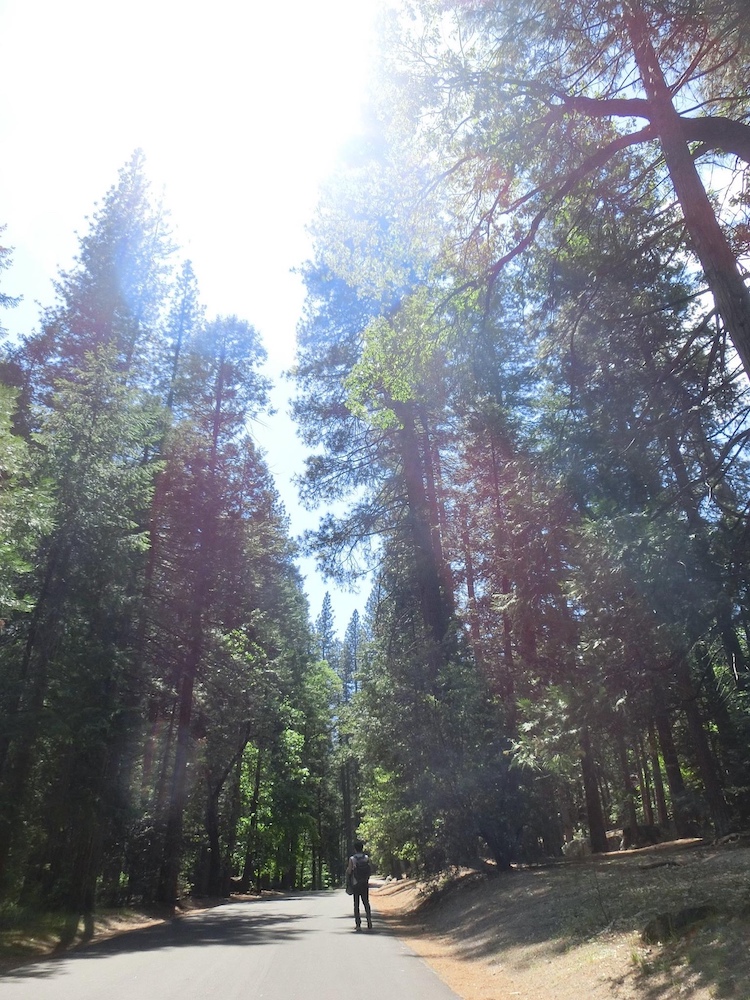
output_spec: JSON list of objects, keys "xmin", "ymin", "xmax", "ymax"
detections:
[
  {"xmin": 371, "ymin": 837, "xmax": 750, "ymax": 1000},
  {"xmin": 2, "ymin": 838, "xmax": 749, "ymax": 998}
]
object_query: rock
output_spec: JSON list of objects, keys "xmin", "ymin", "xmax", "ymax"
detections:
[
  {"xmin": 606, "ymin": 832, "xmax": 621, "ymax": 851},
  {"xmin": 562, "ymin": 838, "xmax": 591, "ymax": 859}
]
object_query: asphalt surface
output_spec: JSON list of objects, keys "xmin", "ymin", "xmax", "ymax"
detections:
[{"xmin": 0, "ymin": 890, "xmax": 462, "ymax": 1000}]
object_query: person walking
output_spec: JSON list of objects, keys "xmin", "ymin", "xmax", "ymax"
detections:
[{"xmin": 346, "ymin": 839, "xmax": 372, "ymax": 931}]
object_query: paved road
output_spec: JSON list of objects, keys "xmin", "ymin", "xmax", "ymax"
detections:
[{"xmin": 1, "ymin": 891, "xmax": 461, "ymax": 1000}]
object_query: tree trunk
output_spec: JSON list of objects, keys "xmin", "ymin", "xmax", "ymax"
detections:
[
  {"xmin": 153, "ymin": 700, "xmax": 177, "ymax": 819},
  {"xmin": 392, "ymin": 400, "xmax": 454, "ymax": 673},
  {"xmin": 418, "ymin": 408, "xmax": 447, "ymax": 584},
  {"xmin": 616, "ymin": 730, "xmax": 640, "ymax": 843},
  {"xmin": 697, "ymin": 644, "xmax": 743, "ymax": 763},
  {"xmin": 625, "ymin": 1, "xmax": 750, "ymax": 382},
  {"xmin": 240, "ymin": 752, "xmax": 263, "ymax": 892},
  {"xmin": 205, "ymin": 788, "xmax": 223, "ymax": 897},
  {"xmin": 673, "ymin": 654, "xmax": 732, "ymax": 837},
  {"xmin": 487, "ymin": 435, "xmax": 517, "ymax": 698},
  {"xmin": 157, "ymin": 370, "xmax": 224, "ymax": 907},
  {"xmin": 637, "ymin": 734, "xmax": 655, "ymax": 827},
  {"xmin": 157, "ymin": 638, "xmax": 200, "ymax": 907},
  {"xmin": 57, "ymin": 819, "xmax": 100, "ymax": 947},
  {"xmin": 461, "ymin": 519, "xmax": 484, "ymax": 668},
  {"xmin": 224, "ymin": 754, "xmax": 244, "ymax": 889},
  {"xmin": 341, "ymin": 759, "xmax": 353, "ymax": 866},
  {"xmin": 648, "ymin": 722, "xmax": 671, "ymax": 828},
  {"xmin": 651, "ymin": 677, "xmax": 692, "ymax": 834},
  {"xmin": 0, "ymin": 542, "xmax": 69, "ymax": 889},
  {"xmin": 580, "ymin": 726, "xmax": 609, "ymax": 853}
]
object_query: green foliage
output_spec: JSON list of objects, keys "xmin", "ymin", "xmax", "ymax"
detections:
[
  {"xmin": 38, "ymin": 149, "xmax": 176, "ymax": 382},
  {"xmin": 290, "ymin": 0, "xmax": 750, "ymax": 872},
  {"xmin": 0, "ymin": 384, "xmax": 53, "ymax": 613},
  {"xmin": 0, "ymin": 228, "xmax": 21, "ymax": 322},
  {"xmin": 0, "ymin": 158, "xmax": 331, "ymax": 915}
]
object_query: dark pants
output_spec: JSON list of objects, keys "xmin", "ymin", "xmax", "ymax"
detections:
[{"xmin": 353, "ymin": 884, "xmax": 372, "ymax": 928}]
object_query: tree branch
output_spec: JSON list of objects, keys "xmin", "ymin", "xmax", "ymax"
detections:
[
  {"xmin": 556, "ymin": 94, "xmax": 750, "ymax": 164},
  {"xmin": 487, "ymin": 125, "xmax": 657, "ymax": 282},
  {"xmin": 556, "ymin": 94, "xmax": 651, "ymax": 120},
  {"xmin": 680, "ymin": 115, "xmax": 750, "ymax": 164}
]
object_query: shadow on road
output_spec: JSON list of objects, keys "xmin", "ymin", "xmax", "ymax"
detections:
[{"xmin": 1, "ymin": 897, "xmax": 315, "ymax": 981}]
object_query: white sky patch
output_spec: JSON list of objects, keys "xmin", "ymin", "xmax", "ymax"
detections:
[{"xmin": 0, "ymin": 0, "xmax": 384, "ymax": 633}]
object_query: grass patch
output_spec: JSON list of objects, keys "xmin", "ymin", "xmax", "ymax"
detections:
[
  {"xmin": 0, "ymin": 901, "xmax": 168, "ymax": 970},
  {"xmin": 0, "ymin": 903, "xmax": 72, "ymax": 963}
]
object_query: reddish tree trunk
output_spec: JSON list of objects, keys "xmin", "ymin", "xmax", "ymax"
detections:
[
  {"xmin": 651, "ymin": 678, "xmax": 693, "ymax": 836},
  {"xmin": 580, "ymin": 726, "xmax": 609, "ymax": 853},
  {"xmin": 648, "ymin": 722, "xmax": 670, "ymax": 828}
]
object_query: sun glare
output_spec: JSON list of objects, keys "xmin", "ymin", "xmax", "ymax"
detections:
[
  {"xmin": 0, "ymin": 0, "xmax": 383, "ymax": 627},
  {"xmin": 0, "ymin": 0, "xmax": 382, "ymax": 356}
]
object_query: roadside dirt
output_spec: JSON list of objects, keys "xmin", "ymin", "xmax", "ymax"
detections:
[
  {"xmin": 0, "ymin": 895, "xmax": 248, "ymax": 970},
  {"xmin": 4, "ymin": 842, "xmax": 749, "ymax": 998},
  {"xmin": 371, "ymin": 839, "xmax": 750, "ymax": 1000}
]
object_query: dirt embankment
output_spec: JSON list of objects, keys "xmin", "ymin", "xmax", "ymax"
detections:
[{"xmin": 371, "ymin": 839, "xmax": 750, "ymax": 1000}]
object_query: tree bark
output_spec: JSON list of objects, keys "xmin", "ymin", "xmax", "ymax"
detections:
[
  {"xmin": 580, "ymin": 726, "xmax": 609, "ymax": 853},
  {"xmin": 240, "ymin": 752, "xmax": 263, "ymax": 892},
  {"xmin": 461, "ymin": 518, "xmax": 484, "ymax": 669},
  {"xmin": 157, "ymin": 641, "xmax": 200, "ymax": 906},
  {"xmin": 205, "ymin": 788, "xmax": 223, "ymax": 897},
  {"xmin": 647, "ymin": 722, "xmax": 670, "ymax": 828},
  {"xmin": 392, "ymin": 400, "xmax": 454, "ymax": 671},
  {"xmin": 673, "ymin": 654, "xmax": 732, "ymax": 836},
  {"xmin": 341, "ymin": 759, "xmax": 353, "ymax": 866},
  {"xmin": 0, "ymin": 541, "xmax": 69, "ymax": 888},
  {"xmin": 636, "ymin": 734, "xmax": 655, "ymax": 827},
  {"xmin": 650, "ymin": 678, "xmax": 691, "ymax": 835},
  {"xmin": 625, "ymin": 1, "xmax": 750, "ymax": 382},
  {"xmin": 616, "ymin": 730, "xmax": 640, "ymax": 840}
]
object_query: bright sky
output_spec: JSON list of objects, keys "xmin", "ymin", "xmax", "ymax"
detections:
[{"xmin": 0, "ymin": 0, "xmax": 383, "ymax": 635}]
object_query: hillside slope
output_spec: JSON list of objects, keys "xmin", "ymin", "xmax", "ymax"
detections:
[{"xmin": 372, "ymin": 839, "xmax": 750, "ymax": 1000}]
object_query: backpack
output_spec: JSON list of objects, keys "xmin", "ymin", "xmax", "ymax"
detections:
[{"xmin": 351, "ymin": 852, "xmax": 371, "ymax": 886}]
